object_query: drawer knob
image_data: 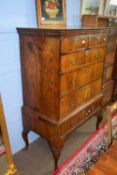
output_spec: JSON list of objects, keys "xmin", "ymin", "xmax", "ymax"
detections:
[
  {"xmin": 104, "ymin": 38, "xmax": 106, "ymax": 41},
  {"xmin": 82, "ymin": 40, "xmax": 86, "ymax": 44},
  {"xmin": 88, "ymin": 109, "xmax": 91, "ymax": 113},
  {"xmin": 72, "ymin": 58, "xmax": 76, "ymax": 65}
]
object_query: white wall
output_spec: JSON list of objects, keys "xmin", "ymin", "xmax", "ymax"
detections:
[{"xmin": 0, "ymin": 0, "xmax": 81, "ymax": 154}]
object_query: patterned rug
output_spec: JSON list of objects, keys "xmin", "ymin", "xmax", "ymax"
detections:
[
  {"xmin": 53, "ymin": 113, "xmax": 117, "ymax": 175},
  {"xmin": 0, "ymin": 136, "xmax": 5, "ymax": 156}
]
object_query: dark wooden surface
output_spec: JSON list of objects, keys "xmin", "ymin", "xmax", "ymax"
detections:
[{"xmin": 17, "ymin": 27, "xmax": 116, "ymax": 170}]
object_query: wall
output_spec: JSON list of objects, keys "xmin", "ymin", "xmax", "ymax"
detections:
[{"xmin": 0, "ymin": 0, "xmax": 81, "ymax": 154}]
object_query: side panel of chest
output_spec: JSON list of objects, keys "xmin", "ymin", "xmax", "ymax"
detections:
[{"xmin": 20, "ymin": 35, "xmax": 60, "ymax": 120}]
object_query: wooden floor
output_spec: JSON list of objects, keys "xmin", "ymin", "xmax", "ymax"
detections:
[
  {"xmin": 13, "ymin": 117, "xmax": 97, "ymax": 175},
  {"xmin": 88, "ymin": 142, "xmax": 117, "ymax": 175}
]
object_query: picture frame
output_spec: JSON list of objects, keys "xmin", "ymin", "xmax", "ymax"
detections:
[
  {"xmin": 35, "ymin": 0, "xmax": 66, "ymax": 26},
  {"xmin": 81, "ymin": 0, "xmax": 104, "ymax": 16},
  {"xmin": 0, "ymin": 95, "xmax": 17, "ymax": 175},
  {"xmin": 104, "ymin": 0, "xmax": 117, "ymax": 17}
]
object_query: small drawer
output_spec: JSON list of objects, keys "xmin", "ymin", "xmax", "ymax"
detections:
[
  {"xmin": 103, "ymin": 65, "xmax": 113, "ymax": 84},
  {"xmin": 61, "ymin": 36, "xmax": 88, "ymax": 53},
  {"xmin": 60, "ymin": 61, "xmax": 104, "ymax": 96},
  {"xmin": 89, "ymin": 34, "xmax": 107, "ymax": 47},
  {"xmin": 102, "ymin": 80, "xmax": 114, "ymax": 105},
  {"xmin": 60, "ymin": 98, "xmax": 101, "ymax": 137},
  {"xmin": 60, "ymin": 79, "xmax": 102, "ymax": 118}
]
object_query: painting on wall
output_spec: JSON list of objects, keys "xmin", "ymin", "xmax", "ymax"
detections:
[
  {"xmin": 35, "ymin": 0, "xmax": 66, "ymax": 26},
  {"xmin": 104, "ymin": 0, "xmax": 117, "ymax": 17},
  {"xmin": 81, "ymin": 0, "xmax": 104, "ymax": 16}
]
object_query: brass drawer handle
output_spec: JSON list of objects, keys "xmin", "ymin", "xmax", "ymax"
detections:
[
  {"xmin": 71, "ymin": 58, "xmax": 77, "ymax": 65},
  {"xmin": 71, "ymin": 80, "xmax": 76, "ymax": 86},
  {"xmin": 70, "ymin": 101, "xmax": 76, "ymax": 107},
  {"xmin": 83, "ymin": 67, "xmax": 89, "ymax": 73},
  {"xmin": 93, "ymin": 36, "xmax": 98, "ymax": 41},
  {"xmin": 70, "ymin": 121, "xmax": 75, "ymax": 126},
  {"xmin": 86, "ymin": 109, "xmax": 91, "ymax": 116},
  {"xmin": 92, "ymin": 70, "xmax": 98, "ymax": 77}
]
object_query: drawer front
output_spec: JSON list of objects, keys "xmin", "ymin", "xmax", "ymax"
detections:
[
  {"xmin": 60, "ymin": 61, "xmax": 104, "ymax": 96},
  {"xmin": 107, "ymin": 36, "xmax": 116, "ymax": 53},
  {"xmin": 89, "ymin": 34, "xmax": 107, "ymax": 47},
  {"xmin": 61, "ymin": 98, "xmax": 101, "ymax": 137},
  {"xmin": 103, "ymin": 65, "xmax": 113, "ymax": 83},
  {"xmin": 102, "ymin": 80, "xmax": 114, "ymax": 105},
  {"xmin": 61, "ymin": 36, "xmax": 88, "ymax": 53},
  {"xmin": 60, "ymin": 79, "xmax": 102, "ymax": 118},
  {"xmin": 105, "ymin": 51, "xmax": 116, "ymax": 65},
  {"xmin": 61, "ymin": 47, "xmax": 105, "ymax": 73}
]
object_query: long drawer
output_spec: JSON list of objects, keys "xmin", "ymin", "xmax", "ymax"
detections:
[
  {"xmin": 60, "ymin": 79, "xmax": 102, "ymax": 118},
  {"xmin": 61, "ymin": 97, "xmax": 101, "ymax": 137},
  {"xmin": 61, "ymin": 46, "xmax": 105, "ymax": 73},
  {"xmin": 60, "ymin": 61, "xmax": 104, "ymax": 96},
  {"xmin": 61, "ymin": 34, "xmax": 107, "ymax": 53}
]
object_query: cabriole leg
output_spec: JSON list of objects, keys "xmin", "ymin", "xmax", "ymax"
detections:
[{"xmin": 48, "ymin": 141, "xmax": 64, "ymax": 170}]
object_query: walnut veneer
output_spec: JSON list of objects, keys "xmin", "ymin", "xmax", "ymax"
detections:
[{"xmin": 17, "ymin": 27, "xmax": 115, "ymax": 169}]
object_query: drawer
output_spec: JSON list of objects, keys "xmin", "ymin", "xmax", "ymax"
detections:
[
  {"xmin": 103, "ymin": 65, "xmax": 113, "ymax": 84},
  {"xmin": 60, "ymin": 61, "xmax": 104, "ymax": 96},
  {"xmin": 106, "ymin": 36, "xmax": 116, "ymax": 53},
  {"xmin": 61, "ymin": 98, "xmax": 101, "ymax": 137},
  {"xmin": 105, "ymin": 51, "xmax": 116, "ymax": 65},
  {"xmin": 102, "ymin": 80, "xmax": 114, "ymax": 105},
  {"xmin": 60, "ymin": 79, "xmax": 102, "ymax": 118},
  {"xmin": 61, "ymin": 47, "xmax": 105, "ymax": 73},
  {"xmin": 89, "ymin": 34, "xmax": 107, "ymax": 47},
  {"xmin": 61, "ymin": 36, "xmax": 88, "ymax": 53}
]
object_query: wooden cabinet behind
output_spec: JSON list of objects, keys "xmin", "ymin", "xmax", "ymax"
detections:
[
  {"xmin": 102, "ymin": 28, "xmax": 117, "ymax": 106},
  {"xmin": 17, "ymin": 27, "xmax": 112, "ymax": 169}
]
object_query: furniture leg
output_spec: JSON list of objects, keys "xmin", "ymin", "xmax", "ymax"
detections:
[
  {"xmin": 48, "ymin": 141, "xmax": 64, "ymax": 170},
  {"xmin": 96, "ymin": 111, "xmax": 103, "ymax": 129},
  {"xmin": 22, "ymin": 130, "xmax": 30, "ymax": 150}
]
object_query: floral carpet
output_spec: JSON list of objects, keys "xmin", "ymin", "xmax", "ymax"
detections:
[
  {"xmin": 53, "ymin": 113, "xmax": 117, "ymax": 175},
  {"xmin": 0, "ymin": 136, "xmax": 5, "ymax": 157}
]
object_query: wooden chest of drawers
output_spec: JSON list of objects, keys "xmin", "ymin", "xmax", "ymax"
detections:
[{"xmin": 17, "ymin": 27, "xmax": 109, "ymax": 169}]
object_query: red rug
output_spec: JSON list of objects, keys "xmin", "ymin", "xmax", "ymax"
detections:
[
  {"xmin": 53, "ymin": 114, "xmax": 117, "ymax": 175},
  {"xmin": 0, "ymin": 137, "xmax": 5, "ymax": 157},
  {"xmin": 0, "ymin": 146, "xmax": 5, "ymax": 157}
]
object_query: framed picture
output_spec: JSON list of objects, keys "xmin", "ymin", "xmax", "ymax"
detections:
[
  {"xmin": 0, "ymin": 95, "xmax": 17, "ymax": 175},
  {"xmin": 81, "ymin": 0, "xmax": 104, "ymax": 16},
  {"xmin": 35, "ymin": 0, "xmax": 66, "ymax": 26},
  {"xmin": 104, "ymin": 0, "xmax": 117, "ymax": 17}
]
